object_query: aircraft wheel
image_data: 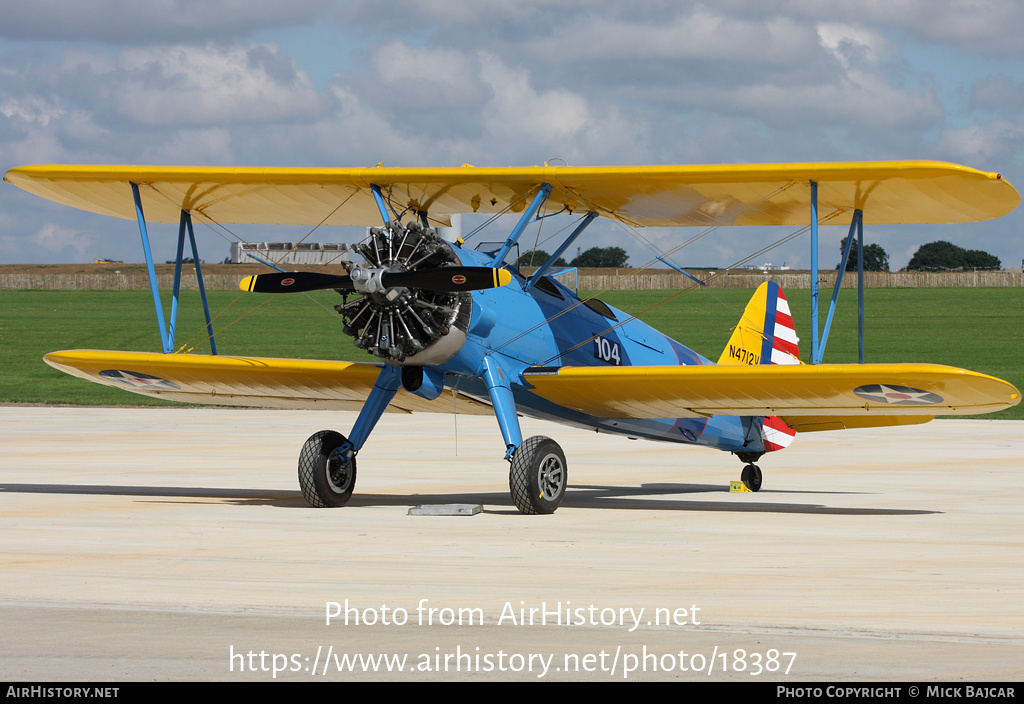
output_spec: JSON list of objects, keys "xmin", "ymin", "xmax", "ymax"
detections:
[
  {"xmin": 509, "ymin": 436, "xmax": 567, "ymax": 515},
  {"xmin": 298, "ymin": 430, "xmax": 356, "ymax": 508},
  {"xmin": 741, "ymin": 463, "xmax": 762, "ymax": 492}
]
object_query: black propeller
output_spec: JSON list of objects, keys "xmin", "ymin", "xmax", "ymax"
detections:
[
  {"xmin": 240, "ymin": 266, "xmax": 511, "ymax": 295},
  {"xmin": 384, "ymin": 266, "xmax": 511, "ymax": 292},
  {"xmin": 240, "ymin": 271, "xmax": 349, "ymax": 294}
]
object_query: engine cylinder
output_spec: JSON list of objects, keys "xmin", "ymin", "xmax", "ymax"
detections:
[{"xmin": 334, "ymin": 222, "xmax": 471, "ymax": 366}]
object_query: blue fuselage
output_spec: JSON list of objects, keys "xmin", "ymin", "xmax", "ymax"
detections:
[{"xmin": 436, "ymin": 246, "xmax": 764, "ymax": 455}]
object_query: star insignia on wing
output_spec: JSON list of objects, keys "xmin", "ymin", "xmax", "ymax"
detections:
[
  {"xmin": 853, "ymin": 384, "xmax": 943, "ymax": 405},
  {"xmin": 99, "ymin": 369, "xmax": 181, "ymax": 391}
]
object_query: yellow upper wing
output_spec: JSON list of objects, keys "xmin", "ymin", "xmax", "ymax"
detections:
[
  {"xmin": 44, "ymin": 350, "xmax": 492, "ymax": 415},
  {"xmin": 523, "ymin": 363, "xmax": 1020, "ymax": 419},
  {"xmin": 5, "ymin": 161, "xmax": 1018, "ymax": 228}
]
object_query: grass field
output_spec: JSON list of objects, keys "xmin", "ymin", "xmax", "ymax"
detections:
[{"xmin": 2, "ymin": 287, "xmax": 1021, "ymax": 419}]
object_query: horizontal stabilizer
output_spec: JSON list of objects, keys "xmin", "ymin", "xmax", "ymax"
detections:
[{"xmin": 781, "ymin": 415, "xmax": 934, "ymax": 433}]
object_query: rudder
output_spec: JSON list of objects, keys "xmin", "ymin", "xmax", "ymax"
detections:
[
  {"xmin": 718, "ymin": 281, "xmax": 799, "ymax": 451},
  {"xmin": 718, "ymin": 281, "xmax": 800, "ymax": 366}
]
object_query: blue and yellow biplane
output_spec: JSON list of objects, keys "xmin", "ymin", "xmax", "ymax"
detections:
[{"xmin": 5, "ymin": 162, "xmax": 1021, "ymax": 513}]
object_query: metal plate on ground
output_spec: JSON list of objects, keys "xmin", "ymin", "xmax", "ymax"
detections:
[{"xmin": 408, "ymin": 503, "xmax": 483, "ymax": 516}]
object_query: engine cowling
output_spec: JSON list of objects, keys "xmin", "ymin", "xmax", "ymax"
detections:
[{"xmin": 334, "ymin": 222, "xmax": 471, "ymax": 365}]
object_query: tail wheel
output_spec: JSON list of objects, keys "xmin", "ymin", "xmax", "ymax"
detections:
[
  {"xmin": 509, "ymin": 436, "xmax": 567, "ymax": 515},
  {"xmin": 298, "ymin": 430, "xmax": 357, "ymax": 508},
  {"xmin": 741, "ymin": 463, "xmax": 762, "ymax": 492}
]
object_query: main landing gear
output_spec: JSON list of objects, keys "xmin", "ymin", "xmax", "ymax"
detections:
[
  {"xmin": 295, "ymin": 427, "xmax": 569, "ymax": 513},
  {"xmin": 298, "ymin": 430, "xmax": 357, "ymax": 508},
  {"xmin": 292, "ymin": 358, "xmax": 572, "ymax": 513},
  {"xmin": 509, "ymin": 436, "xmax": 568, "ymax": 515}
]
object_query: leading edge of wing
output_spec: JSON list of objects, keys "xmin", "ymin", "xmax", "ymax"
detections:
[
  {"xmin": 6, "ymin": 161, "xmax": 1019, "ymax": 227},
  {"xmin": 523, "ymin": 363, "xmax": 1021, "ymax": 419},
  {"xmin": 43, "ymin": 349, "xmax": 492, "ymax": 414}
]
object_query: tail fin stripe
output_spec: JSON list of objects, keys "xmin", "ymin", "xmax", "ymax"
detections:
[
  {"xmin": 759, "ymin": 285, "xmax": 780, "ymax": 364},
  {"xmin": 763, "ymin": 415, "xmax": 797, "ymax": 451},
  {"xmin": 771, "ymin": 285, "xmax": 800, "ymax": 363},
  {"xmin": 773, "ymin": 336, "xmax": 799, "ymax": 356},
  {"xmin": 773, "ymin": 323, "xmax": 798, "ymax": 345}
]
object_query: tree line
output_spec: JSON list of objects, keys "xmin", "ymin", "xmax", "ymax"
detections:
[
  {"xmin": 516, "ymin": 240, "xmax": 1003, "ymax": 272},
  {"xmin": 516, "ymin": 246, "xmax": 629, "ymax": 269},
  {"xmin": 835, "ymin": 238, "xmax": 1002, "ymax": 272}
]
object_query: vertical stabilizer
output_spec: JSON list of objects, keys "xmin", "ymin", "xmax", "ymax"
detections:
[
  {"xmin": 718, "ymin": 281, "xmax": 800, "ymax": 366},
  {"xmin": 718, "ymin": 281, "xmax": 799, "ymax": 451}
]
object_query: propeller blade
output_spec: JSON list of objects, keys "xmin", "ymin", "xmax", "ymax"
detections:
[
  {"xmin": 384, "ymin": 267, "xmax": 512, "ymax": 292},
  {"xmin": 240, "ymin": 266, "xmax": 511, "ymax": 295},
  {"xmin": 239, "ymin": 272, "xmax": 354, "ymax": 294}
]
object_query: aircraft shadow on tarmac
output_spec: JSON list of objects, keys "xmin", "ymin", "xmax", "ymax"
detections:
[{"xmin": 0, "ymin": 482, "xmax": 938, "ymax": 516}]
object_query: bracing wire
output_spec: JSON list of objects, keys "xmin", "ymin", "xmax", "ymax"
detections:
[
  {"xmin": 142, "ymin": 183, "xmax": 362, "ymax": 353},
  {"xmin": 491, "ymin": 181, "xmax": 806, "ymax": 354},
  {"xmin": 533, "ymin": 207, "xmax": 847, "ymax": 366}
]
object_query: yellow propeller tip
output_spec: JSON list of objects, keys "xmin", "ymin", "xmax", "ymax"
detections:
[
  {"xmin": 496, "ymin": 269, "xmax": 512, "ymax": 287},
  {"xmin": 239, "ymin": 276, "xmax": 255, "ymax": 292}
]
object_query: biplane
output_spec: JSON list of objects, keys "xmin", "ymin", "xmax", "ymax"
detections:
[{"xmin": 5, "ymin": 162, "xmax": 1021, "ymax": 514}]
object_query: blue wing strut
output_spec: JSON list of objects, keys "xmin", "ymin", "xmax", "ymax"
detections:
[{"xmin": 130, "ymin": 183, "xmax": 218, "ymax": 355}]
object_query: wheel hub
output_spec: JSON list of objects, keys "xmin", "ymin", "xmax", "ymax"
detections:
[
  {"xmin": 326, "ymin": 447, "xmax": 355, "ymax": 493},
  {"xmin": 538, "ymin": 453, "xmax": 565, "ymax": 499}
]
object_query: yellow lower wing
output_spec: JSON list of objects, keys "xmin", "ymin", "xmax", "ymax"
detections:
[
  {"xmin": 44, "ymin": 350, "xmax": 492, "ymax": 414},
  {"xmin": 523, "ymin": 364, "xmax": 1019, "ymax": 419}
]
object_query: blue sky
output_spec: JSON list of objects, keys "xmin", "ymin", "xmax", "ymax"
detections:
[{"xmin": 2, "ymin": 0, "xmax": 1022, "ymax": 270}]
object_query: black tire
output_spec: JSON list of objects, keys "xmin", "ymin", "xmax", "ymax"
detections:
[
  {"xmin": 298, "ymin": 430, "xmax": 356, "ymax": 508},
  {"xmin": 741, "ymin": 463, "xmax": 762, "ymax": 492},
  {"xmin": 509, "ymin": 436, "xmax": 567, "ymax": 515}
]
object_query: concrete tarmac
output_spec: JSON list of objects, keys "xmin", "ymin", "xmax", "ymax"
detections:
[{"xmin": 1, "ymin": 406, "xmax": 1022, "ymax": 682}]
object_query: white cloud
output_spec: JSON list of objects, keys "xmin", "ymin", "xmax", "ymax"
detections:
[
  {"xmin": 479, "ymin": 54, "xmax": 590, "ymax": 141},
  {"xmin": 1, "ymin": 1, "xmax": 1021, "ymax": 267},
  {"xmin": 30, "ymin": 223, "xmax": 94, "ymax": 261},
  {"xmin": 279, "ymin": 47, "xmax": 643, "ymax": 168},
  {"xmin": 817, "ymin": 23, "xmax": 890, "ymax": 69},
  {"xmin": 526, "ymin": 9, "xmax": 816, "ymax": 65},
  {"xmin": 476, "ymin": 53, "xmax": 644, "ymax": 165},
  {"xmin": 970, "ymin": 73, "xmax": 1024, "ymax": 113},
  {"xmin": 0, "ymin": 43, "xmax": 324, "ymax": 169},
  {"xmin": 898, "ymin": 0, "xmax": 1024, "ymax": 55},
  {"xmin": 937, "ymin": 119, "xmax": 1024, "ymax": 162},
  {"xmin": 371, "ymin": 41, "xmax": 480, "ymax": 104},
  {"xmin": 0, "ymin": 95, "xmax": 65, "ymax": 126},
  {"xmin": 107, "ymin": 44, "xmax": 322, "ymax": 126},
  {"xmin": 733, "ymin": 0, "xmax": 1024, "ymax": 56},
  {"xmin": 297, "ymin": 81, "xmax": 441, "ymax": 166},
  {"xmin": 721, "ymin": 74, "xmax": 941, "ymax": 132},
  {"xmin": 0, "ymin": 101, "xmax": 70, "ymax": 163},
  {"xmin": 140, "ymin": 127, "xmax": 234, "ymax": 164},
  {"xmin": 0, "ymin": 1, "xmax": 333, "ymax": 43}
]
